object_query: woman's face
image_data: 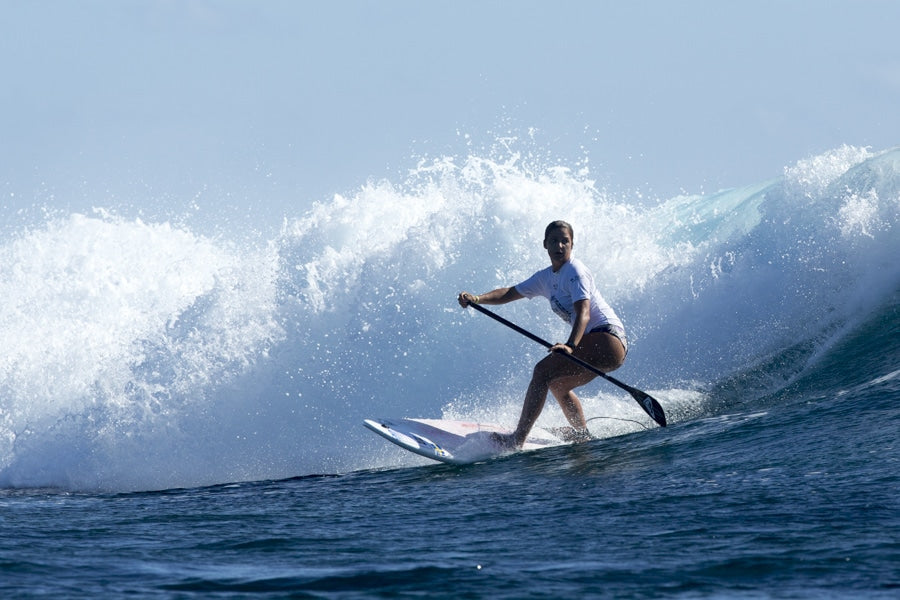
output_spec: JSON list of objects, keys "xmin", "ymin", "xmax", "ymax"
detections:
[{"xmin": 544, "ymin": 226, "xmax": 573, "ymax": 268}]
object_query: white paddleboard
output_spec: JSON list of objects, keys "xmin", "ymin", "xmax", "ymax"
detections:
[{"xmin": 363, "ymin": 417, "xmax": 563, "ymax": 465}]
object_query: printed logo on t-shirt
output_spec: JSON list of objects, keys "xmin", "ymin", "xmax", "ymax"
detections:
[{"xmin": 550, "ymin": 296, "xmax": 571, "ymax": 323}]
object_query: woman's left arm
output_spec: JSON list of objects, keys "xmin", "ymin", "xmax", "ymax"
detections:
[{"xmin": 568, "ymin": 299, "xmax": 592, "ymax": 348}]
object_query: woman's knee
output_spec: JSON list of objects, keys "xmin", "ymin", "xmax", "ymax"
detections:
[
  {"xmin": 531, "ymin": 354, "xmax": 566, "ymax": 385},
  {"xmin": 531, "ymin": 360, "xmax": 553, "ymax": 385}
]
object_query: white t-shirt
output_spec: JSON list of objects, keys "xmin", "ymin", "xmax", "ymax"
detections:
[{"xmin": 514, "ymin": 257, "xmax": 624, "ymax": 332}]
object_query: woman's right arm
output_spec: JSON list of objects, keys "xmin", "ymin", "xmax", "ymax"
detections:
[{"xmin": 457, "ymin": 287, "xmax": 523, "ymax": 308}]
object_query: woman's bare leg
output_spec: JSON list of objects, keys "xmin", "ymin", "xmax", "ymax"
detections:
[
  {"xmin": 501, "ymin": 332, "xmax": 627, "ymax": 448},
  {"xmin": 508, "ymin": 352, "xmax": 585, "ymax": 445},
  {"xmin": 549, "ymin": 379, "xmax": 590, "ymax": 429}
]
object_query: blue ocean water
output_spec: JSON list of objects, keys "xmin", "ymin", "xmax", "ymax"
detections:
[{"xmin": 1, "ymin": 144, "xmax": 898, "ymax": 597}]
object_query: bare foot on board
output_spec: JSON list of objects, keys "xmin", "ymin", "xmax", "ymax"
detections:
[{"xmin": 550, "ymin": 426, "xmax": 593, "ymax": 443}]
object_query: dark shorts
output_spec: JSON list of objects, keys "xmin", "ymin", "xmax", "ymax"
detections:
[{"xmin": 588, "ymin": 324, "xmax": 628, "ymax": 355}]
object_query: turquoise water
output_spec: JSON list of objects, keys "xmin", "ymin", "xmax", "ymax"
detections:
[{"xmin": 1, "ymin": 145, "xmax": 898, "ymax": 597}]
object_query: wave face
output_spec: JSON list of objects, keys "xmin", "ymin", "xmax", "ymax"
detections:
[{"xmin": 1, "ymin": 144, "xmax": 897, "ymax": 491}]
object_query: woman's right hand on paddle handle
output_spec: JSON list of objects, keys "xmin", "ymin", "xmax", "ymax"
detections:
[
  {"xmin": 458, "ymin": 287, "xmax": 522, "ymax": 308},
  {"xmin": 458, "ymin": 292, "xmax": 478, "ymax": 308}
]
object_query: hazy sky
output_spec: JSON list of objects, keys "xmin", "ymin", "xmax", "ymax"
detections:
[{"xmin": 2, "ymin": 0, "xmax": 898, "ymax": 227}]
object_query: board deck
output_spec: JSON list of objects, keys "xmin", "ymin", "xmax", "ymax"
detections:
[{"xmin": 363, "ymin": 417, "xmax": 563, "ymax": 465}]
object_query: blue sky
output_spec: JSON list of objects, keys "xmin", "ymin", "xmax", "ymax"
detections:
[{"xmin": 2, "ymin": 1, "xmax": 898, "ymax": 228}]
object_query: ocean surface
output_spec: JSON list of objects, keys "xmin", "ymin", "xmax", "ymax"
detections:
[{"xmin": 1, "ymin": 144, "xmax": 898, "ymax": 597}]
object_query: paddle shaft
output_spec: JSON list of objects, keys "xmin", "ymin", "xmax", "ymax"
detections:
[{"xmin": 467, "ymin": 302, "xmax": 667, "ymax": 427}]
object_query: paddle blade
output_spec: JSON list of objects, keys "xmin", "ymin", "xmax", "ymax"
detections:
[{"xmin": 631, "ymin": 388, "xmax": 667, "ymax": 427}]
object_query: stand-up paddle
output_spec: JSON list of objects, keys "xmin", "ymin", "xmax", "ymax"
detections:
[{"xmin": 467, "ymin": 302, "xmax": 667, "ymax": 427}]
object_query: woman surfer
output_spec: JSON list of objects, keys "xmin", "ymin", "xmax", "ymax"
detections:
[{"xmin": 457, "ymin": 220, "xmax": 627, "ymax": 448}]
